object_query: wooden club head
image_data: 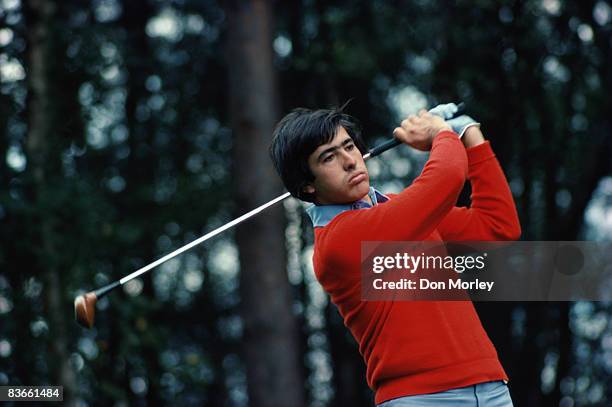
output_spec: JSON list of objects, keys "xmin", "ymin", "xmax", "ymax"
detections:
[{"xmin": 74, "ymin": 292, "xmax": 97, "ymax": 328}]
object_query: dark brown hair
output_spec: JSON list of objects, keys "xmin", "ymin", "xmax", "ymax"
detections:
[{"xmin": 269, "ymin": 106, "xmax": 367, "ymax": 202}]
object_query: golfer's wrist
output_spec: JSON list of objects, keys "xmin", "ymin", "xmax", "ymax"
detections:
[{"xmin": 462, "ymin": 126, "xmax": 485, "ymax": 148}]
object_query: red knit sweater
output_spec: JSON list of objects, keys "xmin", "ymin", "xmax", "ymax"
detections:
[{"xmin": 311, "ymin": 131, "xmax": 521, "ymax": 404}]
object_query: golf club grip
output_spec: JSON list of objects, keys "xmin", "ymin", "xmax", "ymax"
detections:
[{"xmin": 367, "ymin": 102, "xmax": 466, "ymax": 158}]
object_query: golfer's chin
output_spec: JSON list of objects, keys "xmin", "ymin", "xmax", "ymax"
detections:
[
  {"xmin": 346, "ymin": 181, "xmax": 370, "ymax": 203},
  {"xmin": 316, "ymin": 180, "xmax": 371, "ymax": 205}
]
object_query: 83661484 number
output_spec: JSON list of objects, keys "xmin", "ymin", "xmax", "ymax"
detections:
[{"xmin": 0, "ymin": 386, "xmax": 63, "ymax": 401}]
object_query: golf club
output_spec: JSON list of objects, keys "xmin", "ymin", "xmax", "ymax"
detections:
[{"xmin": 74, "ymin": 103, "xmax": 466, "ymax": 328}]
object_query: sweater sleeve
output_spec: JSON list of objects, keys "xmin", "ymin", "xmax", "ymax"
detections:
[
  {"xmin": 436, "ymin": 141, "xmax": 521, "ymax": 241},
  {"xmin": 322, "ymin": 131, "xmax": 468, "ymax": 244}
]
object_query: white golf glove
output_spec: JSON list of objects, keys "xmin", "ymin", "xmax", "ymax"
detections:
[{"xmin": 429, "ymin": 102, "xmax": 480, "ymax": 138}]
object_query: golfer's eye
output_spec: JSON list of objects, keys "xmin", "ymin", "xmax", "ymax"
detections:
[
  {"xmin": 323, "ymin": 154, "xmax": 334, "ymax": 163},
  {"xmin": 346, "ymin": 143, "xmax": 355, "ymax": 151}
]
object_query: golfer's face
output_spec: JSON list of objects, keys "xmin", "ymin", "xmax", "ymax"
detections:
[{"xmin": 306, "ymin": 127, "xmax": 370, "ymax": 205}]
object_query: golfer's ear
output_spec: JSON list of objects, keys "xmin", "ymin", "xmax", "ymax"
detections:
[{"xmin": 303, "ymin": 184, "xmax": 315, "ymax": 194}]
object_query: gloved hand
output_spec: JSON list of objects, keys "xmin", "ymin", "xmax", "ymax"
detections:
[
  {"xmin": 429, "ymin": 102, "xmax": 480, "ymax": 138},
  {"xmin": 428, "ymin": 102, "xmax": 460, "ymax": 119}
]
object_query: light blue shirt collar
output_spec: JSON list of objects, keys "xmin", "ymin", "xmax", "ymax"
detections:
[{"xmin": 305, "ymin": 187, "xmax": 389, "ymax": 227}]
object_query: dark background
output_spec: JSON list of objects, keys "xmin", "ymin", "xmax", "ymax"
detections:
[{"xmin": 1, "ymin": 0, "xmax": 611, "ymax": 406}]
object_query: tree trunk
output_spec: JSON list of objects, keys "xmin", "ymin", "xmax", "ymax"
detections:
[
  {"xmin": 225, "ymin": 1, "xmax": 305, "ymax": 406},
  {"xmin": 119, "ymin": 1, "xmax": 166, "ymax": 403},
  {"xmin": 23, "ymin": 0, "xmax": 78, "ymax": 404}
]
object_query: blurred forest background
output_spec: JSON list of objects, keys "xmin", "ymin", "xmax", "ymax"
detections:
[{"xmin": 1, "ymin": 0, "xmax": 611, "ymax": 406}]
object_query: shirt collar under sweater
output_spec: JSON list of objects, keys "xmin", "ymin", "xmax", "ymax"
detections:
[{"xmin": 305, "ymin": 187, "xmax": 389, "ymax": 227}]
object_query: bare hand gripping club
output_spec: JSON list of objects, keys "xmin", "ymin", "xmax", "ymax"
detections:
[{"xmin": 74, "ymin": 103, "xmax": 466, "ymax": 328}]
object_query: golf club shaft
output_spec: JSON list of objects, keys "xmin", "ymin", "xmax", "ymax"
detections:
[
  {"xmin": 118, "ymin": 191, "xmax": 291, "ymax": 287},
  {"xmin": 97, "ymin": 103, "xmax": 468, "ymax": 297}
]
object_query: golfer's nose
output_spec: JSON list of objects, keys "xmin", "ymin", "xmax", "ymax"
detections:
[{"xmin": 341, "ymin": 150, "xmax": 357, "ymax": 170}]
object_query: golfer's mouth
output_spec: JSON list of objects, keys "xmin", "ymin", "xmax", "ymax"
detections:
[{"xmin": 348, "ymin": 171, "xmax": 367, "ymax": 186}]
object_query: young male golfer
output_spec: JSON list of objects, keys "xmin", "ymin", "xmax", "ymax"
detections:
[{"xmin": 270, "ymin": 104, "xmax": 521, "ymax": 406}]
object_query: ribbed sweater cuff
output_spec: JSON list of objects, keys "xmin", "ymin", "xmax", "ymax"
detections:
[
  {"xmin": 434, "ymin": 130, "xmax": 461, "ymax": 143},
  {"xmin": 466, "ymin": 140, "xmax": 495, "ymax": 167}
]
